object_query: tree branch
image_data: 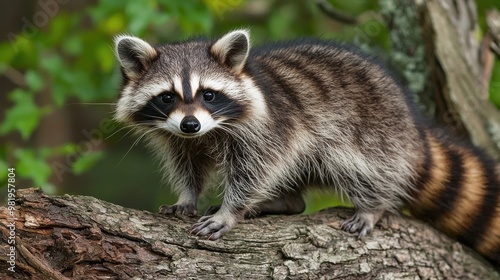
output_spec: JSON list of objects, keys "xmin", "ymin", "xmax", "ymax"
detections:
[
  {"xmin": 316, "ymin": 0, "xmax": 358, "ymax": 25},
  {"xmin": 0, "ymin": 188, "xmax": 498, "ymax": 279},
  {"xmin": 415, "ymin": 0, "xmax": 500, "ymax": 159}
]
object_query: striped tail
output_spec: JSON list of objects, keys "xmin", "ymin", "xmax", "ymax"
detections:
[{"xmin": 409, "ymin": 128, "xmax": 500, "ymax": 267}]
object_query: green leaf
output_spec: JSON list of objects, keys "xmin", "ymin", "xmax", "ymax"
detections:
[
  {"xmin": 62, "ymin": 35, "xmax": 83, "ymax": 55},
  {"xmin": 39, "ymin": 143, "xmax": 78, "ymax": 158},
  {"xmin": 43, "ymin": 13, "xmax": 75, "ymax": 48},
  {"xmin": 40, "ymin": 55, "xmax": 70, "ymax": 107},
  {"xmin": 489, "ymin": 58, "xmax": 500, "ymax": 108},
  {"xmin": 51, "ymin": 82, "xmax": 68, "ymax": 107},
  {"xmin": 41, "ymin": 182, "xmax": 57, "ymax": 194},
  {"xmin": 96, "ymin": 41, "xmax": 115, "ymax": 72},
  {"xmin": 304, "ymin": 190, "xmax": 350, "ymax": 215},
  {"xmin": 0, "ymin": 42, "xmax": 16, "ymax": 64},
  {"xmin": 25, "ymin": 70, "xmax": 44, "ymax": 91},
  {"xmin": 72, "ymin": 151, "xmax": 105, "ymax": 175},
  {"xmin": 101, "ymin": 13, "xmax": 126, "ymax": 34},
  {"xmin": 0, "ymin": 89, "xmax": 49, "ymax": 139},
  {"xmin": 177, "ymin": 1, "xmax": 213, "ymax": 34},
  {"xmin": 40, "ymin": 54, "xmax": 64, "ymax": 74},
  {"xmin": 0, "ymin": 158, "xmax": 8, "ymax": 182},
  {"xmin": 126, "ymin": 1, "xmax": 156, "ymax": 34},
  {"xmin": 10, "ymin": 34, "xmax": 38, "ymax": 68},
  {"xmin": 15, "ymin": 149, "xmax": 52, "ymax": 186}
]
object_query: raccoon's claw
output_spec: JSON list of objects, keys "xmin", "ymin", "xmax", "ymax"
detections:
[
  {"xmin": 159, "ymin": 203, "xmax": 197, "ymax": 216},
  {"xmin": 191, "ymin": 214, "xmax": 236, "ymax": 240},
  {"xmin": 341, "ymin": 215, "xmax": 373, "ymax": 238},
  {"xmin": 341, "ymin": 210, "xmax": 384, "ymax": 238}
]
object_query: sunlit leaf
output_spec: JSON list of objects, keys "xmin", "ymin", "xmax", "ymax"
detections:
[
  {"xmin": 101, "ymin": 13, "xmax": 126, "ymax": 34},
  {"xmin": 0, "ymin": 42, "xmax": 16, "ymax": 64},
  {"xmin": 62, "ymin": 35, "xmax": 83, "ymax": 55},
  {"xmin": 489, "ymin": 58, "xmax": 500, "ymax": 108},
  {"xmin": 0, "ymin": 89, "xmax": 48, "ymax": 139},
  {"xmin": 39, "ymin": 143, "xmax": 78, "ymax": 158},
  {"xmin": 15, "ymin": 149, "xmax": 52, "ymax": 186},
  {"xmin": 25, "ymin": 70, "xmax": 44, "ymax": 91},
  {"xmin": 0, "ymin": 158, "xmax": 8, "ymax": 183},
  {"xmin": 96, "ymin": 41, "xmax": 115, "ymax": 72},
  {"xmin": 40, "ymin": 54, "xmax": 64, "ymax": 74},
  {"xmin": 72, "ymin": 151, "xmax": 105, "ymax": 175},
  {"xmin": 51, "ymin": 82, "xmax": 68, "ymax": 107}
]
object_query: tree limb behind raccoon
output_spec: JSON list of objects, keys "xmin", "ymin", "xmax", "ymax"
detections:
[
  {"xmin": 414, "ymin": 0, "xmax": 500, "ymax": 159},
  {"xmin": 316, "ymin": 0, "xmax": 358, "ymax": 25},
  {"xmin": 0, "ymin": 188, "xmax": 497, "ymax": 279}
]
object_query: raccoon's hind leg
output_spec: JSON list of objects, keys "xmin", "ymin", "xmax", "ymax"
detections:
[
  {"xmin": 204, "ymin": 188, "xmax": 305, "ymax": 217},
  {"xmin": 251, "ymin": 188, "xmax": 306, "ymax": 217},
  {"xmin": 341, "ymin": 208, "xmax": 385, "ymax": 238}
]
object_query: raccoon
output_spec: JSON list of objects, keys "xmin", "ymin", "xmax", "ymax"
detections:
[{"xmin": 113, "ymin": 29, "xmax": 500, "ymax": 267}]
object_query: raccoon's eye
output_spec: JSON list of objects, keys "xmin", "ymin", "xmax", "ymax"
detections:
[
  {"xmin": 202, "ymin": 90, "xmax": 215, "ymax": 102},
  {"xmin": 160, "ymin": 92, "xmax": 174, "ymax": 104}
]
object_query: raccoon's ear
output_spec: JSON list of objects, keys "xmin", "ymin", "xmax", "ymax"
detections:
[
  {"xmin": 114, "ymin": 35, "xmax": 158, "ymax": 80},
  {"xmin": 211, "ymin": 30, "xmax": 250, "ymax": 73}
]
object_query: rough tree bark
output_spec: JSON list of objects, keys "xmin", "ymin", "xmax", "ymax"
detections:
[
  {"xmin": 0, "ymin": 188, "xmax": 498, "ymax": 279},
  {"xmin": 416, "ymin": 0, "xmax": 500, "ymax": 160}
]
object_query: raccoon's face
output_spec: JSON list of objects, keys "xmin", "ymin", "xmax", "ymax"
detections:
[{"xmin": 113, "ymin": 30, "xmax": 265, "ymax": 138}]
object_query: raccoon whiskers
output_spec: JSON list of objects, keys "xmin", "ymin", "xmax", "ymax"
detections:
[
  {"xmin": 117, "ymin": 127, "xmax": 161, "ymax": 165},
  {"xmin": 105, "ymin": 124, "xmax": 138, "ymax": 140},
  {"xmin": 147, "ymin": 102, "xmax": 168, "ymax": 119},
  {"xmin": 66, "ymin": 102, "xmax": 117, "ymax": 106},
  {"xmin": 210, "ymin": 105, "xmax": 233, "ymax": 116},
  {"xmin": 138, "ymin": 113, "xmax": 167, "ymax": 122},
  {"xmin": 106, "ymin": 122, "xmax": 154, "ymax": 142},
  {"xmin": 210, "ymin": 104, "xmax": 244, "ymax": 120}
]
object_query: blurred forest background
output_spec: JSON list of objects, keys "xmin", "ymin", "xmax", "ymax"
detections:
[{"xmin": 1, "ymin": 0, "xmax": 500, "ymax": 214}]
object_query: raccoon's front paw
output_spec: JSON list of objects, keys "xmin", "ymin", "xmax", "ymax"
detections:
[
  {"xmin": 191, "ymin": 213, "xmax": 238, "ymax": 240},
  {"xmin": 159, "ymin": 203, "xmax": 197, "ymax": 216},
  {"xmin": 341, "ymin": 209, "xmax": 385, "ymax": 238}
]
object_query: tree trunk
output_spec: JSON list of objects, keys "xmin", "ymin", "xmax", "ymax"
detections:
[
  {"xmin": 419, "ymin": 0, "xmax": 500, "ymax": 160},
  {"xmin": 0, "ymin": 188, "xmax": 498, "ymax": 279},
  {"xmin": 381, "ymin": 0, "xmax": 500, "ymax": 159}
]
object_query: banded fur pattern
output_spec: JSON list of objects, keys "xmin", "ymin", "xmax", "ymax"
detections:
[{"xmin": 410, "ymin": 128, "xmax": 500, "ymax": 266}]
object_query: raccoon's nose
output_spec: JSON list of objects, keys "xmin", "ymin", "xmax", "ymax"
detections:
[{"xmin": 180, "ymin": 116, "xmax": 201, "ymax": 133}]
